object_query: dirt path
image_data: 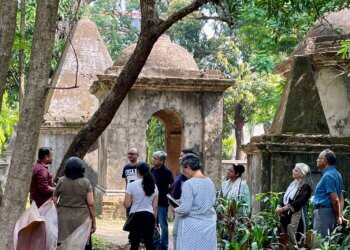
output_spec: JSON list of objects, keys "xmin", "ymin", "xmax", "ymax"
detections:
[
  {"xmin": 94, "ymin": 218, "xmax": 174, "ymax": 250},
  {"xmin": 95, "ymin": 219, "xmax": 129, "ymax": 246}
]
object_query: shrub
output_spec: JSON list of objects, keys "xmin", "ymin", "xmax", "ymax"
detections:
[{"xmin": 216, "ymin": 192, "xmax": 282, "ymax": 249}]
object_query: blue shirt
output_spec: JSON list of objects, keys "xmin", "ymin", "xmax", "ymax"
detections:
[
  {"xmin": 172, "ymin": 172, "xmax": 187, "ymax": 199},
  {"xmin": 313, "ymin": 166, "xmax": 343, "ymax": 208}
]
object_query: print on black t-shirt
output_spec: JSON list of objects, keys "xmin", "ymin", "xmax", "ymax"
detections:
[{"xmin": 122, "ymin": 163, "xmax": 138, "ymax": 185}]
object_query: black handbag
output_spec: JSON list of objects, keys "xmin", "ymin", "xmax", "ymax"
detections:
[
  {"xmin": 123, "ymin": 196, "xmax": 145, "ymax": 232},
  {"xmin": 123, "ymin": 213, "xmax": 135, "ymax": 231}
]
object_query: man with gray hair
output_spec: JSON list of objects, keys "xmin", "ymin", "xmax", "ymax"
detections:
[
  {"xmin": 313, "ymin": 149, "xmax": 344, "ymax": 237},
  {"xmin": 151, "ymin": 151, "xmax": 174, "ymax": 250}
]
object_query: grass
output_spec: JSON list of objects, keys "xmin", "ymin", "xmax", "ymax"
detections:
[{"xmin": 92, "ymin": 235, "xmax": 112, "ymax": 250}]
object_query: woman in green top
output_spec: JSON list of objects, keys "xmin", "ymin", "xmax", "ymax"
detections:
[
  {"xmin": 53, "ymin": 157, "xmax": 96, "ymax": 247},
  {"xmin": 220, "ymin": 164, "xmax": 251, "ymax": 216}
]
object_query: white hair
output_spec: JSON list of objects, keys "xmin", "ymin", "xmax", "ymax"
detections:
[
  {"xmin": 295, "ymin": 163, "xmax": 310, "ymax": 175},
  {"xmin": 153, "ymin": 151, "xmax": 167, "ymax": 162}
]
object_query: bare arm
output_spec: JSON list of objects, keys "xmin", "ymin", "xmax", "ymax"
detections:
[
  {"xmin": 340, "ymin": 192, "xmax": 344, "ymax": 215},
  {"xmin": 123, "ymin": 192, "xmax": 132, "ymax": 209},
  {"xmin": 52, "ymin": 195, "xmax": 58, "ymax": 207},
  {"xmin": 87, "ymin": 192, "xmax": 96, "ymax": 233},
  {"xmin": 329, "ymin": 192, "xmax": 342, "ymax": 224},
  {"xmin": 52, "ymin": 182, "xmax": 60, "ymax": 207},
  {"xmin": 153, "ymin": 194, "xmax": 158, "ymax": 218}
]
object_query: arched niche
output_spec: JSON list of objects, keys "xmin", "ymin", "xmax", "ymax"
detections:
[{"xmin": 151, "ymin": 109, "xmax": 183, "ymax": 177}]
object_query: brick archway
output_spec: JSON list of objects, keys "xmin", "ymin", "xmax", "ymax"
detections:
[{"xmin": 152, "ymin": 109, "xmax": 183, "ymax": 177}]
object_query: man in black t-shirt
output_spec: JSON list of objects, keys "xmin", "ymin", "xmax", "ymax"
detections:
[
  {"xmin": 122, "ymin": 148, "xmax": 139, "ymax": 188},
  {"xmin": 151, "ymin": 151, "xmax": 174, "ymax": 250},
  {"xmin": 122, "ymin": 148, "xmax": 139, "ymax": 218}
]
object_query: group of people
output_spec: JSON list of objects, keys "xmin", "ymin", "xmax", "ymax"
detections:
[
  {"xmin": 121, "ymin": 147, "xmax": 253, "ymax": 250},
  {"xmin": 29, "ymin": 147, "xmax": 96, "ymax": 249},
  {"xmin": 122, "ymin": 148, "xmax": 218, "ymax": 250},
  {"xmin": 121, "ymin": 147, "xmax": 345, "ymax": 249},
  {"xmin": 28, "ymin": 145, "xmax": 345, "ymax": 249},
  {"xmin": 276, "ymin": 149, "xmax": 344, "ymax": 246}
]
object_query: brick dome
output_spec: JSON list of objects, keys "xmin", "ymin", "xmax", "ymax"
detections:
[
  {"xmin": 306, "ymin": 8, "xmax": 350, "ymax": 37},
  {"xmin": 113, "ymin": 35, "xmax": 199, "ymax": 71}
]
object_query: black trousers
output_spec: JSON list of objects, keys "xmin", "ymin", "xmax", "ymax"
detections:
[{"xmin": 129, "ymin": 211, "xmax": 155, "ymax": 250}]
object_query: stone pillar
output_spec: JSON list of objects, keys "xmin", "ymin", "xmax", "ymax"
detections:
[
  {"xmin": 95, "ymin": 96, "xmax": 130, "ymax": 218},
  {"xmin": 166, "ymin": 133, "xmax": 182, "ymax": 176},
  {"xmin": 202, "ymin": 92, "xmax": 223, "ymax": 185}
]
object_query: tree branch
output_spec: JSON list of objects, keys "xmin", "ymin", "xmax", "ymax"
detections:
[
  {"xmin": 0, "ymin": 0, "xmax": 18, "ymax": 112},
  {"xmin": 141, "ymin": 0, "xmax": 161, "ymax": 36},
  {"xmin": 157, "ymin": 0, "xmax": 211, "ymax": 36}
]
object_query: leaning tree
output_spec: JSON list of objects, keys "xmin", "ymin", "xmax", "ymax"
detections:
[{"xmin": 0, "ymin": 0, "xmax": 225, "ymax": 248}]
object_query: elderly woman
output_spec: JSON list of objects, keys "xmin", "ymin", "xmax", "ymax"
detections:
[
  {"xmin": 53, "ymin": 157, "xmax": 96, "ymax": 247},
  {"xmin": 220, "ymin": 164, "xmax": 250, "ymax": 216},
  {"xmin": 124, "ymin": 162, "xmax": 159, "ymax": 250},
  {"xmin": 174, "ymin": 153, "xmax": 217, "ymax": 250},
  {"xmin": 275, "ymin": 163, "xmax": 312, "ymax": 245}
]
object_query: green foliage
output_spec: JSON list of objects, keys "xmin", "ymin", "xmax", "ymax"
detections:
[
  {"xmin": 218, "ymin": 193, "xmax": 350, "ymax": 249},
  {"xmin": 0, "ymin": 93, "xmax": 18, "ymax": 155},
  {"xmin": 232, "ymin": 0, "xmax": 350, "ymax": 73},
  {"xmin": 195, "ymin": 31, "xmax": 285, "ymax": 143},
  {"xmin": 146, "ymin": 117, "xmax": 165, "ymax": 164},
  {"xmin": 125, "ymin": 0, "xmax": 140, "ymax": 11},
  {"xmin": 8, "ymin": 0, "xmax": 86, "ymax": 104},
  {"xmin": 338, "ymin": 40, "xmax": 350, "ymax": 76},
  {"xmin": 85, "ymin": 0, "xmax": 139, "ymax": 60},
  {"xmin": 338, "ymin": 40, "xmax": 350, "ymax": 60},
  {"xmin": 236, "ymin": 6, "xmax": 298, "ymax": 71},
  {"xmin": 222, "ymin": 137, "xmax": 235, "ymax": 160},
  {"xmin": 219, "ymin": 55, "xmax": 284, "ymax": 139},
  {"xmin": 217, "ymin": 192, "xmax": 282, "ymax": 249},
  {"xmin": 167, "ymin": 0, "xmax": 205, "ymax": 60},
  {"xmin": 91, "ymin": 235, "xmax": 111, "ymax": 250},
  {"xmin": 7, "ymin": 0, "xmax": 37, "ymax": 104}
]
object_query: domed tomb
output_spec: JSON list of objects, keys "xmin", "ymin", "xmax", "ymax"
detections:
[
  {"xmin": 91, "ymin": 35, "xmax": 234, "ymax": 217},
  {"xmin": 275, "ymin": 8, "xmax": 350, "ymax": 75},
  {"xmin": 102, "ymin": 34, "xmax": 228, "ymax": 79},
  {"xmin": 114, "ymin": 35, "xmax": 199, "ymax": 72},
  {"xmin": 306, "ymin": 8, "xmax": 350, "ymax": 38},
  {"xmin": 93, "ymin": 35, "xmax": 231, "ymax": 96}
]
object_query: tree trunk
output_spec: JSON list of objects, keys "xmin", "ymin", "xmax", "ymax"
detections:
[
  {"xmin": 56, "ymin": 0, "xmax": 210, "ymax": 177},
  {"xmin": 19, "ymin": 0, "xmax": 26, "ymax": 111},
  {"xmin": 234, "ymin": 103, "xmax": 246, "ymax": 160},
  {"xmin": 0, "ymin": 0, "xmax": 60, "ymax": 248},
  {"xmin": 0, "ymin": 0, "xmax": 18, "ymax": 112}
]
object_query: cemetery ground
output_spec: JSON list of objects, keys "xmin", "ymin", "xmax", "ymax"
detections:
[{"xmin": 93, "ymin": 217, "xmax": 174, "ymax": 250}]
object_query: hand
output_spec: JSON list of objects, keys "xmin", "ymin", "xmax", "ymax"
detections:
[
  {"xmin": 91, "ymin": 221, "xmax": 96, "ymax": 234},
  {"xmin": 342, "ymin": 216, "xmax": 348, "ymax": 224},
  {"xmin": 275, "ymin": 207, "xmax": 283, "ymax": 215},
  {"xmin": 336, "ymin": 216, "xmax": 343, "ymax": 225}
]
